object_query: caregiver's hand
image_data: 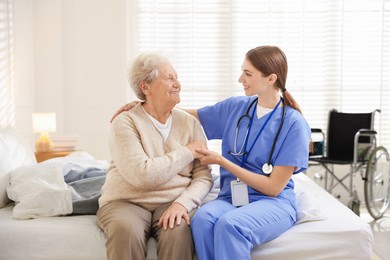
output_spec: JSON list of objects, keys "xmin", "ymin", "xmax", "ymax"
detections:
[
  {"xmin": 110, "ymin": 101, "xmax": 140, "ymax": 123},
  {"xmin": 196, "ymin": 149, "xmax": 223, "ymax": 165},
  {"xmin": 187, "ymin": 141, "xmax": 207, "ymax": 159}
]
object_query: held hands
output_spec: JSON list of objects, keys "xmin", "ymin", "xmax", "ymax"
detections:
[
  {"xmin": 196, "ymin": 149, "xmax": 223, "ymax": 165},
  {"xmin": 110, "ymin": 101, "xmax": 140, "ymax": 123},
  {"xmin": 158, "ymin": 202, "xmax": 190, "ymax": 231},
  {"xmin": 186, "ymin": 140, "xmax": 207, "ymax": 159}
]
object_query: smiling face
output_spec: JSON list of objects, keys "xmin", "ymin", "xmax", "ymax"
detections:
[
  {"xmin": 143, "ymin": 62, "xmax": 181, "ymax": 110},
  {"xmin": 238, "ymin": 58, "xmax": 273, "ymax": 97}
]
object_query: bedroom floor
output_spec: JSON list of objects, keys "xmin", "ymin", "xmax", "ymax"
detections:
[{"xmin": 360, "ymin": 206, "xmax": 390, "ymax": 260}]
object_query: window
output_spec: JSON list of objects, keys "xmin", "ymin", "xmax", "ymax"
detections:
[
  {"xmin": 0, "ymin": 0, "xmax": 14, "ymax": 127},
  {"xmin": 128, "ymin": 0, "xmax": 390, "ymax": 150}
]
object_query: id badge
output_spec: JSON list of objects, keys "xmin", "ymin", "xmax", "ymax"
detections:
[{"xmin": 231, "ymin": 180, "xmax": 249, "ymax": 206}]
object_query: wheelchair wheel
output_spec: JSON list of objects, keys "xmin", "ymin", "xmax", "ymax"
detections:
[{"xmin": 364, "ymin": 146, "xmax": 390, "ymax": 220}]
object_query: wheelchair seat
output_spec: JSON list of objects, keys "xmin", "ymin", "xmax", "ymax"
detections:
[{"xmin": 309, "ymin": 109, "xmax": 390, "ymax": 219}]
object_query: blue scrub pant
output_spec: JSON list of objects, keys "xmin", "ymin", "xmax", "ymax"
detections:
[{"xmin": 191, "ymin": 197, "xmax": 295, "ymax": 260}]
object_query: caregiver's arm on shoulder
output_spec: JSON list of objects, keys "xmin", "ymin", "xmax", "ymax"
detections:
[
  {"xmin": 179, "ymin": 108, "xmax": 199, "ymax": 120},
  {"xmin": 110, "ymin": 101, "xmax": 140, "ymax": 123}
]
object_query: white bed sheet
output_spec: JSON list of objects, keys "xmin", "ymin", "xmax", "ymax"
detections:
[
  {"xmin": 0, "ymin": 205, "xmax": 106, "ymax": 260},
  {"xmin": 252, "ymin": 173, "xmax": 373, "ymax": 260},
  {"xmin": 0, "ymin": 173, "xmax": 373, "ymax": 260}
]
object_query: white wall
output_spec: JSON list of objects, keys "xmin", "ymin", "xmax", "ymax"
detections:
[
  {"xmin": 14, "ymin": 0, "xmax": 35, "ymax": 143},
  {"xmin": 14, "ymin": 0, "xmax": 131, "ymax": 160}
]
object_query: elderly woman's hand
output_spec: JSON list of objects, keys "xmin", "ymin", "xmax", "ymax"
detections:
[
  {"xmin": 195, "ymin": 148, "xmax": 223, "ymax": 165},
  {"xmin": 186, "ymin": 140, "xmax": 207, "ymax": 159},
  {"xmin": 158, "ymin": 202, "xmax": 189, "ymax": 231},
  {"xmin": 110, "ymin": 101, "xmax": 140, "ymax": 123}
]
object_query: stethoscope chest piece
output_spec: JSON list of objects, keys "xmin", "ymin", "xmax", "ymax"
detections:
[
  {"xmin": 262, "ymin": 163, "xmax": 273, "ymax": 174},
  {"xmin": 232, "ymin": 97, "xmax": 286, "ymax": 172}
]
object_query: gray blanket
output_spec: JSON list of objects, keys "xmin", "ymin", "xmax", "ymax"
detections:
[{"xmin": 65, "ymin": 168, "xmax": 107, "ymax": 215}]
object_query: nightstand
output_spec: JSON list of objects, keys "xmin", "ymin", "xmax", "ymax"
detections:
[{"xmin": 35, "ymin": 150, "xmax": 75, "ymax": 163}]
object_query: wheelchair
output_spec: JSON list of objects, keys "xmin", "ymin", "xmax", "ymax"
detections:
[{"xmin": 309, "ymin": 109, "xmax": 390, "ymax": 219}]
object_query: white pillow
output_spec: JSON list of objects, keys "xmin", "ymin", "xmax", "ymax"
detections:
[
  {"xmin": 293, "ymin": 173, "xmax": 328, "ymax": 224},
  {"xmin": 0, "ymin": 126, "xmax": 37, "ymax": 208}
]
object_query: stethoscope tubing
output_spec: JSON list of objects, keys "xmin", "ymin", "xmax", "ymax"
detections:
[
  {"xmin": 267, "ymin": 100, "xmax": 286, "ymax": 165},
  {"xmin": 230, "ymin": 98, "xmax": 258, "ymax": 157},
  {"xmin": 235, "ymin": 97, "xmax": 286, "ymax": 172}
]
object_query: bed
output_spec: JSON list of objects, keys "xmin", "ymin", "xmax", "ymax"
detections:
[{"xmin": 0, "ymin": 126, "xmax": 373, "ymax": 260}]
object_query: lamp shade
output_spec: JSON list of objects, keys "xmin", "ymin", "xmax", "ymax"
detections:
[{"xmin": 32, "ymin": 113, "xmax": 56, "ymax": 133}]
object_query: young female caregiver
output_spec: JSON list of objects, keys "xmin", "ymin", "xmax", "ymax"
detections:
[
  {"xmin": 189, "ymin": 45, "xmax": 311, "ymax": 260},
  {"xmin": 111, "ymin": 45, "xmax": 311, "ymax": 259}
]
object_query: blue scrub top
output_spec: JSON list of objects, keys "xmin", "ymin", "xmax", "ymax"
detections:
[{"xmin": 198, "ymin": 96, "xmax": 311, "ymax": 202}]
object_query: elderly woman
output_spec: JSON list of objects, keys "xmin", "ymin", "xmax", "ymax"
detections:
[{"xmin": 97, "ymin": 52, "xmax": 213, "ymax": 260}]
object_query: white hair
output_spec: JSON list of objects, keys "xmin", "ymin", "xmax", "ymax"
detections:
[{"xmin": 128, "ymin": 52, "xmax": 171, "ymax": 100}]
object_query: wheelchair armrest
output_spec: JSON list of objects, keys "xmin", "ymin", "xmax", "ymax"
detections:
[
  {"xmin": 353, "ymin": 129, "xmax": 377, "ymax": 163},
  {"xmin": 311, "ymin": 128, "xmax": 323, "ymax": 133},
  {"xmin": 358, "ymin": 129, "xmax": 377, "ymax": 135}
]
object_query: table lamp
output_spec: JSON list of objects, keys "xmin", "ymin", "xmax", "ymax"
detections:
[{"xmin": 32, "ymin": 112, "xmax": 56, "ymax": 153}]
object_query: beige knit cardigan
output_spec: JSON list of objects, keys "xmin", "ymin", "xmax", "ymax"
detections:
[{"xmin": 99, "ymin": 103, "xmax": 213, "ymax": 212}]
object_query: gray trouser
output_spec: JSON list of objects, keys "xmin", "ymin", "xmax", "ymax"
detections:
[{"xmin": 97, "ymin": 200, "xmax": 195, "ymax": 260}]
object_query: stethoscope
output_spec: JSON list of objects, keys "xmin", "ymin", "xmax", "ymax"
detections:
[{"xmin": 228, "ymin": 97, "xmax": 286, "ymax": 174}]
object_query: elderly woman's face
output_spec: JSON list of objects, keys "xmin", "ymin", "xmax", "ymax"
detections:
[{"xmin": 148, "ymin": 62, "xmax": 181, "ymax": 106}]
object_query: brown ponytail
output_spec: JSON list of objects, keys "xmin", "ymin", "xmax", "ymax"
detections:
[
  {"xmin": 246, "ymin": 45, "xmax": 313, "ymax": 152},
  {"xmin": 246, "ymin": 46, "xmax": 303, "ymax": 114},
  {"xmin": 282, "ymin": 90, "xmax": 302, "ymax": 114}
]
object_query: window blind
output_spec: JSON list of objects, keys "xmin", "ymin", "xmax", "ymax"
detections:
[
  {"xmin": 0, "ymin": 0, "xmax": 14, "ymax": 127},
  {"xmin": 129, "ymin": 0, "xmax": 390, "ymax": 150}
]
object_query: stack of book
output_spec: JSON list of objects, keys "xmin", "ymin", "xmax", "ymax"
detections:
[{"xmin": 51, "ymin": 135, "xmax": 78, "ymax": 151}]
